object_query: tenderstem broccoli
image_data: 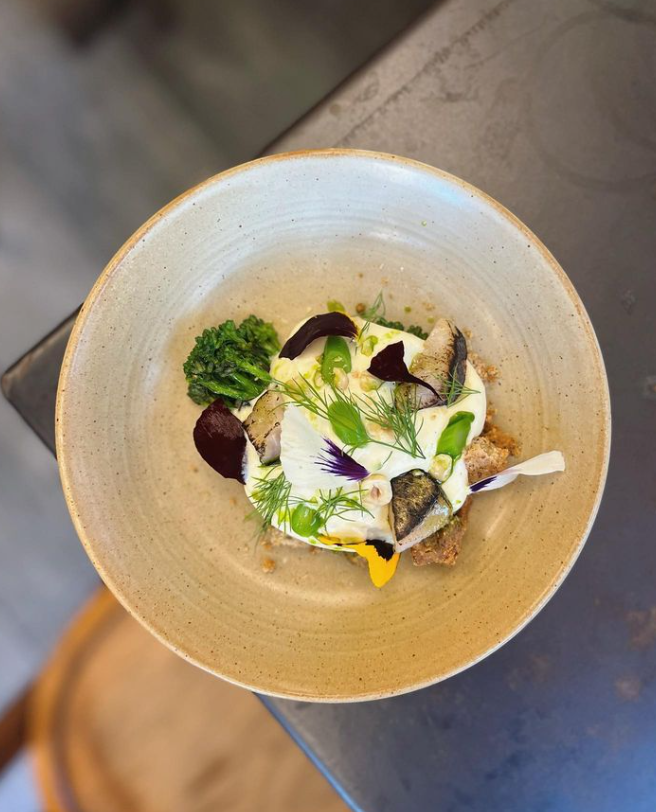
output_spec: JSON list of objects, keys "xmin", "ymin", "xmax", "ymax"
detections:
[{"xmin": 183, "ymin": 315, "xmax": 280, "ymax": 408}]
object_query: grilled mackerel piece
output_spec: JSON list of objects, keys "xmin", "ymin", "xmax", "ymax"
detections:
[
  {"xmin": 396, "ymin": 318, "xmax": 467, "ymax": 409},
  {"xmin": 243, "ymin": 390, "xmax": 285, "ymax": 463},
  {"xmin": 390, "ymin": 469, "xmax": 452, "ymax": 552}
]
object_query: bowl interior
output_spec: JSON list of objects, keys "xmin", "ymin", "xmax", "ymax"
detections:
[{"xmin": 57, "ymin": 151, "xmax": 609, "ymax": 700}]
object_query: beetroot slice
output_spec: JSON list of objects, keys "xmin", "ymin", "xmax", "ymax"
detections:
[
  {"xmin": 368, "ymin": 341, "xmax": 439, "ymax": 398},
  {"xmin": 193, "ymin": 399, "xmax": 247, "ymax": 483},
  {"xmin": 279, "ymin": 312, "xmax": 357, "ymax": 359}
]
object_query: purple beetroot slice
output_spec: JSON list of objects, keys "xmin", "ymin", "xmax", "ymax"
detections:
[
  {"xmin": 193, "ymin": 399, "xmax": 247, "ymax": 483},
  {"xmin": 279, "ymin": 312, "xmax": 358, "ymax": 360},
  {"xmin": 368, "ymin": 341, "xmax": 440, "ymax": 399}
]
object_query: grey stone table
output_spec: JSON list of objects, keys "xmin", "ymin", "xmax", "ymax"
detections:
[{"xmin": 4, "ymin": 1, "xmax": 656, "ymax": 810}]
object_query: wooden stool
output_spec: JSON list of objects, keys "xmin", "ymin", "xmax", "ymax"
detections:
[{"xmin": 30, "ymin": 588, "xmax": 347, "ymax": 812}]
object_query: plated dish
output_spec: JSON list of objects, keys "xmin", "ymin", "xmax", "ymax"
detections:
[
  {"xmin": 56, "ymin": 150, "xmax": 609, "ymax": 700},
  {"xmin": 186, "ymin": 297, "xmax": 564, "ymax": 587}
]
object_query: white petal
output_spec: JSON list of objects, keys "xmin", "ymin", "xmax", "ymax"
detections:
[
  {"xmin": 470, "ymin": 451, "xmax": 565, "ymax": 493},
  {"xmin": 279, "ymin": 405, "xmax": 352, "ymax": 492}
]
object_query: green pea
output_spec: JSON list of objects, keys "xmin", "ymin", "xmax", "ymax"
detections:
[
  {"xmin": 321, "ymin": 336, "xmax": 352, "ymax": 385},
  {"xmin": 360, "ymin": 335, "xmax": 379, "ymax": 357},
  {"xmin": 291, "ymin": 504, "xmax": 322, "ymax": 537}
]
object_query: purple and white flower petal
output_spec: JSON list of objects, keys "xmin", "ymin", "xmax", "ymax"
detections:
[
  {"xmin": 280, "ymin": 407, "xmax": 360, "ymax": 491},
  {"xmin": 316, "ymin": 438, "xmax": 369, "ymax": 481},
  {"xmin": 469, "ymin": 451, "xmax": 565, "ymax": 493}
]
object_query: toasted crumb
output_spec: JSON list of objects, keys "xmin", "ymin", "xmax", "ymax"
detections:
[
  {"xmin": 483, "ymin": 424, "xmax": 521, "ymax": 457},
  {"xmin": 463, "ymin": 435, "xmax": 510, "ymax": 482},
  {"xmin": 261, "ymin": 557, "xmax": 276, "ymax": 574},
  {"xmin": 412, "ymin": 501, "xmax": 471, "ymax": 567},
  {"xmin": 463, "ymin": 328, "xmax": 473, "ymax": 339},
  {"xmin": 356, "ymin": 302, "xmax": 366, "ymax": 315},
  {"xmin": 469, "ymin": 351, "xmax": 500, "ymax": 383}
]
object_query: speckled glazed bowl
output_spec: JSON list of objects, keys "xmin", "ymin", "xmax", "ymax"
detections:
[{"xmin": 56, "ymin": 150, "xmax": 610, "ymax": 701}]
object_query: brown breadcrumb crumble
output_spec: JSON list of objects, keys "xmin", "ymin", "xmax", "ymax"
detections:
[
  {"xmin": 261, "ymin": 557, "xmax": 276, "ymax": 574},
  {"xmin": 411, "ymin": 500, "xmax": 471, "ymax": 567},
  {"xmin": 469, "ymin": 351, "xmax": 500, "ymax": 383},
  {"xmin": 462, "ymin": 435, "xmax": 510, "ymax": 483},
  {"xmin": 482, "ymin": 423, "xmax": 521, "ymax": 457}
]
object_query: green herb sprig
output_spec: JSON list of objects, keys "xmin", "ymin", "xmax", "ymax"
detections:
[
  {"xmin": 355, "ymin": 388, "xmax": 425, "ymax": 458},
  {"xmin": 276, "ymin": 376, "xmax": 368, "ymax": 448},
  {"xmin": 434, "ymin": 370, "xmax": 480, "ymax": 406},
  {"xmin": 250, "ymin": 467, "xmax": 292, "ymax": 531},
  {"xmin": 250, "ymin": 466, "xmax": 371, "ymax": 538},
  {"xmin": 314, "ymin": 486, "xmax": 372, "ymax": 526},
  {"xmin": 291, "ymin": 486, "xmax": 372, "ymax": 538},
  {"xmin": 276, "ymin": 376, "xmax": 425, "ymax": 459}
]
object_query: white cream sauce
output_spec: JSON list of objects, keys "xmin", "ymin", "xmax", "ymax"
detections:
[{"xmin": 238, "ymin": 317, "xmax": 486, "ymax": 551}]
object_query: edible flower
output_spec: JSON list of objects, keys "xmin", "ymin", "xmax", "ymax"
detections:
[
  {"xmin": 323, "ymin": 536, "xmax": 399, "ymax": 587},
  {"xmin": 316, "ymin": 439, "xmax": 370, "ymax": 481},
  {"xmin": 469, "ymin": 451, "xmax": 566, "ymax": 493}
]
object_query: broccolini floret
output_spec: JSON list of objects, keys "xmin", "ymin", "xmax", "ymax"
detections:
[
  {"xmin": 362, "ymin": 294, "xmax": 429, "ymax": 340},
  {"xmin": 373, "ymin": 316, "xmax": 428, "ymax": 340},
  {"xmin": 405, "ymin": 324, "xmax": 429, "ymax": 340},
  {"xmin": 183, "ymin": 315, "xmax": 280, "ymax": 408}
]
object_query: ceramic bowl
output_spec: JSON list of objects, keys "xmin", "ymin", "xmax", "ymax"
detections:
[{"xmin": 56, "ymin": 150, "xmax": 610, "ymax": 701}]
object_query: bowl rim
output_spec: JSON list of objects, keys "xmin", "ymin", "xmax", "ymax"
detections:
[{"xmin": 56, "ymin": 148, "xmax": 611, "ymax": 701}]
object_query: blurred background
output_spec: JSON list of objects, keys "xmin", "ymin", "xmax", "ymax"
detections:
[{"xmin": 0, "ymin": 0, "xmax": 433, "ymax": 808}]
